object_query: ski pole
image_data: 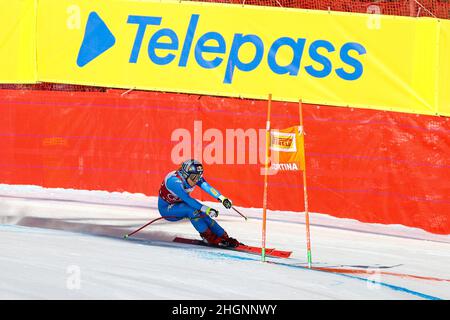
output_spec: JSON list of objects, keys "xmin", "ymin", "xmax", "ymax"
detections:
[
  {"xmin": 123, "ymin": 215, "xmax": 182, "ymax": 239},
  {"xmin": 232, "ymin": 207, "xmax": 248, "ymax": 221},
  {"xmin": 123, "ymin": 207, "xmax": 247, "ymax": 239},
  {"xmin": 123, "ymin": 213, "xmax": 207, "ymax": 239}
]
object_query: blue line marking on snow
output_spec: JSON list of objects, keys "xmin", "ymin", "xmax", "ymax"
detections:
[
  {"xmin": 270, "ymin": 260, "xmax": 442, "ymax": 300},
  {"xmin": 337, "ymin": 273, "xmax": 442, "ymax": 300},
  {"xmin": 2, "ymin": 224, "xmax": 442, "ymax": 300},
  {"xmin": 197, "ymin": 249, "xmax": 442, "ymax": 300},
  {"xmin": 198, "ymin": 250, "xmax": 257, "ymax": 262}
]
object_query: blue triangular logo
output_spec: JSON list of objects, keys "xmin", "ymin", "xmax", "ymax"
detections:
[{"xmin": 76, "ymin": 12, "xmax": 116, "ymax": 67}]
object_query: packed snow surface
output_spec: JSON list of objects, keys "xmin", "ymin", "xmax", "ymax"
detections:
[{"xmin": 0, "ymin": 184, "xmax": 449, "ymax": 300}]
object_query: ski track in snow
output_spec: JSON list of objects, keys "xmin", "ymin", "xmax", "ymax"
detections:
[{"xmin": 0, "ymin": 184, "xmax": 449, "ymax": 300}]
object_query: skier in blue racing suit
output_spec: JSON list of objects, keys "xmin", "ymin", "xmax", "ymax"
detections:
[{"xmin": 158, "ymin": 159, "xmax": 241, "ymax": 248}]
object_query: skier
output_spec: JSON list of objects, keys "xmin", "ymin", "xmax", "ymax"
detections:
[{"xmin": 158, "ymin": 159, "xmax": 241, "ymax": 248}]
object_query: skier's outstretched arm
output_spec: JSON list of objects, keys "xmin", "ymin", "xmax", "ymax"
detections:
[{"xmin": 198, "ymin": 178, "xmax": 233, "ymax": 209}]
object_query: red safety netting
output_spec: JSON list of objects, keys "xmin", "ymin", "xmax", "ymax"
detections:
[
  {"xmin": 0, "ymin": 89, "xmax": 448, "ymax": 234},
  {"xmin": 195, "ymin": 0, "xmax": 450, "ymax": 19},
  {"xmin": 0, "ymin": 83, "xmax": 105, "ymax": 92}
]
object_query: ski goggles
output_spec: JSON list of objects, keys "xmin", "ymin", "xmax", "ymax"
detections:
[{"xmin": 188, "ymin": 173, "xmax": 202, "ymax": 183}]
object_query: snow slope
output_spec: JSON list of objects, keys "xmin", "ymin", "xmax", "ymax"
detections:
[{"xmin": 0, "ymin": 185, "xmax": 449, "ymax": 300}]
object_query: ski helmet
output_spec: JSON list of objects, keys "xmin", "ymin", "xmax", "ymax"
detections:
[{"xmin": 179, "ymin": 159, "xmax": 204, "ymax": 181}]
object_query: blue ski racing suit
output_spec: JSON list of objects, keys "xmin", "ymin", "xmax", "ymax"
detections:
[{"xmin": 158, "ymin": 169, "xmax": 239, "ymax": 247}]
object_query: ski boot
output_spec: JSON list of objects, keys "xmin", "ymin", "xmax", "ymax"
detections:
[
  {"xmin": 199, "ymin": 229, "xmax": 222, "ymax": 246},
  {"xmin": 218, "ymin": 232, "xmax": 241, "ymax": 248}
]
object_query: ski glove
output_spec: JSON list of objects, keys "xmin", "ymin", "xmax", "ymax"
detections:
[
  {"xmin": 206, "ymin": 207, "xmax": 219, "ymax": 218},
  {"xmin": 218, "ymin": 195, "xmax": 233, "ymax": 209}
]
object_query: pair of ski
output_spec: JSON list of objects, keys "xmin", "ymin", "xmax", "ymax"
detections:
[{"xmin": 173, "ymin": 237, "xmax": 292, "ymax": 259}]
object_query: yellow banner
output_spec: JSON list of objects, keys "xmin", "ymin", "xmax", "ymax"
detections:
[
  {"xmin": 36, "ymin": 0, "xmax": 444, "ymax": 115},
  {"xmin": 0, "ymin": 0, "xmax": 37, "ymax": 83},
  {"xmin": 270, "ymin": 126, "xmax": 305, "ymax": 171},
  {"xmin": 438, "ymin": 20, "xmax": 450, "ymax": 117}
]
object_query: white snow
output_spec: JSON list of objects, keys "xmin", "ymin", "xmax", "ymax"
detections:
[{"xmin": 0, "ymin": 184, "xmax": 449, "ymax": 300}]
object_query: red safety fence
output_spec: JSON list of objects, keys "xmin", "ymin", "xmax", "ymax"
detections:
[
  {"xmin": 0, "ymin": 83, "xmax": 106, "ymax": 92},
  {"xmin": 196, "ymin": 0, "xmax": 450, "ymax": 19},
  {"xmin": 0, "ymin": 89, "xmax": 448, "ymax": 234}
]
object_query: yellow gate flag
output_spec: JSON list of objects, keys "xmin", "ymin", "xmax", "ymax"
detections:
[{"xmin": 270, "ymin": 126, "xmax": 305, "ymax": 171}]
